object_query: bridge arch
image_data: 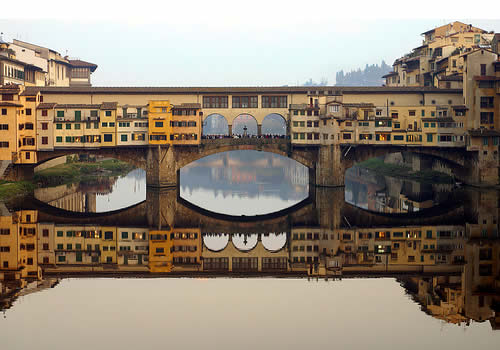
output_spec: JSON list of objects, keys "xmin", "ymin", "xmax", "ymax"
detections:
[
  {"xmin": 232, "ymin": 233, "xmax": 259, "ymax": 251},
  {"xmin": 34, "ymin": 148, "xmax": 148, "ymax": 170},
  {"xmin": 261, "ymin": 232, "xmax": 287, "ymax": 252},
  {"xmin": 203, "ymin": 234, "xmax": 230, "ymax": 252},
  {"xmin": 341, "ymin": 145, "xmax": 472, "ymax": 185},
  {"xmin": 232, "ymin": 114, "xmax": 258, "ymax": 136},
  {"xmin": 203, "ymin": 113, "xmax": 229, "ymax": 136},
  {"xmin": 262, "ymin": 113, "xmax": 286, "ymax": 136}
]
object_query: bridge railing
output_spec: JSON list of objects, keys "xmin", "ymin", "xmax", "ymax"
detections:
[{"xmin": 201, "ymin": 137, "xmax": 289, "ymax": 146}]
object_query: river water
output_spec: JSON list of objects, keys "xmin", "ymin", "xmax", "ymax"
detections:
[{"xmin": 1, "ymin": 151, "xmax": 500, "ymax": 349}]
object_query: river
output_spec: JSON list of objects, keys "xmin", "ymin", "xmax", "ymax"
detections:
[{"xmin": 1, "ymin": 150, "xmax": 499, "ymax": 349}]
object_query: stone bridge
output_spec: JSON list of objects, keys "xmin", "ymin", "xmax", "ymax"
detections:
[{"xmin": 8, "ymin": 139, "xmax": 483, "ymax": 187}]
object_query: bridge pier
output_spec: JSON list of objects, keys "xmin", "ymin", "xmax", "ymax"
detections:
[
  {"xmin": 315, "ymin": 145, "xmax": 346, "ymax": 187},
  {"xmin": 146, "ymin": 145, "xmax": 178, "ymax": 188}
]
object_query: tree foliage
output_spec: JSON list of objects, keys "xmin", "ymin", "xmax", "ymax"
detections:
[{"xmin": 335, "ymin": 61, "xmax": 391, "ymax": 86}]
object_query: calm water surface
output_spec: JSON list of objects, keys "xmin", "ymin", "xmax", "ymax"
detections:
[{"xmin": 1, "ymin": 150, "xmax": 499, "ymax": 349}]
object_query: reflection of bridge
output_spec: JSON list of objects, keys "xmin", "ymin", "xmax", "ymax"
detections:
[
  {"xmin": 12, "ymin": 137, "xmax": 483, "ymax": 188},
  {"xmin": 3, "ymin": 187, "xmax": 499, "ymax": 329}
]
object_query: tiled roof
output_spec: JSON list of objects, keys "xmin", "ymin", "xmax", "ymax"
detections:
[
  {"xmin": 24, "ymin": 86, "xmax": 464, "ymax": 95},
  {"xmin": 382, "ymin": 71, "xmax": 398, "ymax": 78},
  {"xmin": 0, "ymin": 101, "xmax": 23, "ymax": 107},
  {"xmin": 173, "ymin": 103, "xmax": 201, "ymax": 109},
  {"xmin": 100, "ymin": 102, "xmax": 118, "ymax": 110},
  {"xmin": 36, "ymin": 103, "xmax": 57, "ymax": 109},
  {"xmin": 469, "ymin": 129, "xmax": 500, "ymax": 137},
  {"xmin": 55, "ymin": 104, "xmax": 102, "ymax": 109},
  {"xmin": 68, "ymin": 59, "xmax": 98, "ymax": 72}
]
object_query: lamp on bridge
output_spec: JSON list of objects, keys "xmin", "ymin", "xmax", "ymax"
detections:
[{"xmin": 243, "ymin": 125, "xmax": 248, "ymax": 138}]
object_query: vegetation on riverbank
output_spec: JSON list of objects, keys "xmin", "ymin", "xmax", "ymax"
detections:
[
  {"xmin": 33, "ymin": 159, "xmax": 135, "ymax": 187},
  {"xmin": 0, "ymin": 180, "xmax": 36, "ymax": 201},
  {"xmin": 354, "ymin": 157, "xmax": 455, "ymax": 184}
]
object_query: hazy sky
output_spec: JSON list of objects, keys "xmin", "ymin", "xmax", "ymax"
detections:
[{"xmin": 1, "ymin": 1, "xmax": 500, "ymax": 86}]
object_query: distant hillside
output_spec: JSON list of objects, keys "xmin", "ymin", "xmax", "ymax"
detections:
[{"xmin": 335, "ymin": 61, "xmax": 392, "ymax": 86}]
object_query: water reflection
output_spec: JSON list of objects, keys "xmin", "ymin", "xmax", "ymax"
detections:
[
  {"xmin": 179, "ymin": 150, "xmax": 309, "ymax": 215},
  {"xmin": 1, "ymin": 186, "xmax": 499, "ymax": 332},
  {"xmin": 345, "ymin": 166, "xmax": 456, "ymax": 214},
  {"xmin": 34, "ymin": 168, "xmax": 146, "ymax": 213}
]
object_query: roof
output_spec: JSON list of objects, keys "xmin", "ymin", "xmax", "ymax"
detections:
[
  {"xmin": 452, "ymin": 105, "xmax": 468, "ymax": 110},
  {"xmin": 36, "ymin": 103, "xmax": 57, "ymax": 109},
  {"xmin": 0, "ymin": 55, "xmax": 27, "ymax": 67},
  {"xmin": 469, "ymin": 129, "xmax": 500, "ymax": 137},
  {"xmin": 439, "ymin": 75, "xmax": 463, "ymax": 82},
  {"xmin": 172, "ymin": 103, "xmax": 201, "ymax": 109},
  {"xmin": 68, "ymin": 59, "xmax": 98, "ymax": 72},
  {"xmin": 55, "ymin": 104, "xmax": 102, "ymax": 109},
  {"xmin": 382, "ymin": 71, "xmax": 398, "ymax": 78},
  {"xmin": 23, "ymin": 86, "xmax": 463, "ymax": 95},
  {"xmin": 0, "ymin": 84, "xmax": 20, "ymax": 93},
  {"xmin": 0, "ymin": 101, "xmax": 23, "ymax": 107},
  {"xmin": 342, "ymin": 103, "xmax": 375, "ymax": 108},
  {"xmin": 473, "ymin": 75, "xmax": 497, "ymax": 81},
  {"xmin": 100, "ymin": 102, "xmax": 118, "ymax": 110},
  {"xmin": 460, "ymin": 48, "xmax": 498, "ymax": 58}
]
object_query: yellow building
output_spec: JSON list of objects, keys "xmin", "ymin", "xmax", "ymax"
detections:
[
  {"xmin": 0, "ymin": 84, "xmax": 23, "ymax": 162},
  {"xmin": 148, "ymin": 100, "xmax": 172, "ymax": 145},
  {"xmin": 148, "ymin": 230, "xmax": 173, "ymax": 272},
  {"xmin": 100, "ymin": 102, "xmax": 118, "ymax": 147},
  {"xmin": 170, "ymin": 103, "xmax": 202, "ymax": 145}
]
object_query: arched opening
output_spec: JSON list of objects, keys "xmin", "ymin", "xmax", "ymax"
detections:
[
  {"xmin": 261, "ymin": 232, "xmax": 287, "ymax": 252},
  {"xmin": 179, "ymin": 150, "xmax": 309, "ymax": 216},
  {"xmin": 33, "ymin": 154, "xmax": 145, "ymax": 213},
  {"xmin": 232, "ymin": 114, "xmax": 258, "ymax": 137},
  {"xmin": 345, "ymin": 152, "xmax": 458, "ymax": 214},
  {"xmin": 232, "ymin": 233, "xmax": 259, "ymax": 251},
  {"xmin": 203, "ymin": 114, "xmax": 229, "ymax": 137},
  {"xmin": 262, "ymin": 114, "xmax": 286, "ymax": 137},
  {"xmin": 203, "ymin": 234, "xmax": 230, "ymax": 251}
]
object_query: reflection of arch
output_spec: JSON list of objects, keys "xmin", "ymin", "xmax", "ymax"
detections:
[
  {"xmin": 262, "ymin": 114, "xmax": 286, "ymax": 136},
  {"xmin": 203, "ymin": 234, "xmax": 230, "ymax": 252},
  {"xmin": 261, "ymin": 232, "xmax": 287, "ymax": 252},
  {"xmin": 233, "ymin": 114, "xmax": 258, "ymax": 136},
  {"xmin": 232, "ymin": 234, "xmax": 258, "ymax": 251},
  {"xmin": 203, "ymin": 114, "xmax": 229, "ymax": 135}
]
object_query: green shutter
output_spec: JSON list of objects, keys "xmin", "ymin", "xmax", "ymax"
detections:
[{"xmin": 75, "ymin": 111, "xmax": 81, "ymax": 121}]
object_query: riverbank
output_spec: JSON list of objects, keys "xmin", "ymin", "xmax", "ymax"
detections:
[
  {"xmin": 34, "ymin": 159, "xmax": 134, "ymax": 187},
  {"xmin": 0, "ymin": 180, "xmax": 36, "ymax": 202},
  {"xmin": 0, "ymin": 159, "xmax": 134, "ymax": 201},
  {"xmin": 354, "ymin": 158, "xmax": 455, "ymax": 184}
]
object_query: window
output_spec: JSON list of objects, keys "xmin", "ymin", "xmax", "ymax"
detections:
[
  {"xmin": 105, "ymin": 111, "xmax": 112, "ymax": 117},
  {"xmin": 1, "ymin": 108, "xmax": 6, "ymax": 115},
  {"xmin": 103, "ymin": 134, "xmax": 113, "ymax": 142},
  {"xmin": 74, "ymin": 124, "xmax": 80, "ymax": 130},
  {"xmin": 25, "ymin": 108, "xmax": 32, "ymax": 116},
  {"xmin": 427, "ymin": 134, "xmax": 433, "ymax": 142},
  {"xmin": 409, "ymin": 110, "xmax": 415, "ymax": 116},
  {"xmin": 121, "ymin": 134, "xmax": 128, "ymax": 142},
  {"xmin": 155, "ymin": 121, "xmax": 163, "ymax": 127},
  {"xmin": 56, "ymin": 111, "xmax": 64, "ymax": 117},
  {"xmin": 41, "ymin": 122, "xmax": 48, "ymax": 130},
  {"xmin": 480, "ymin": 112, "xmax": 494, "ymax": 124},
  {"xmin": 65, "ymin": 124, "xmax": 71, "ymax": 130},
  {"xmin": 232, "ymin": 96, "xmax": 258, "ymax": 108},
  {"xmin": 262, "ymin": 96, "xmax": 287, "ymax": 108},
  {"xmin": 102, "ymin": 122, "xmax": 108, "ymax": 127},
  {"xmin": 56, "ymin": 136, "xmax": 62, "ymax": 143},
  {"xmin": 90, "ymin": 110, "xmax": 98, "ymax": 117},
  {"xmin": 393, "ymin": 135, "xmax": 404, "ymax": 141},
  {"xmin": 104, "ymin": 231, "xmax": 113, "ymax": 240},
  {"xmin": 109, "ymin": 122, "xmax": 115, "ymax": 127},
  {"xmin": 122, "ymin": 232, "xmax": 129, "ymax": 239},
  {"xmin": 483, "ymin": 137, "xmax": 489, "ymax": 146},
  {"xmin": 480, "ymin": 97, "xmax": 494, "ymax": 108},
  {"xmin": 42, "ymin": 136, "xmax": 48, "ymax": 144},
  {"xmin": 203, "ymin": 96, "xmax": 228, "ymax": 108},
  {"xmin": 74, "ymin": 111, "xmax": 81, "ymax": 121},
  {"xmin": 56, "ymin": 123, "xmax": 62, "ymax": 129},
  {"xmin": 329, "ymin": 105, "xmax": 339, "ymax": 113},
  {"xmin": 480, "ymin": 64, "xmax": 486, "ymax": 76}
]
